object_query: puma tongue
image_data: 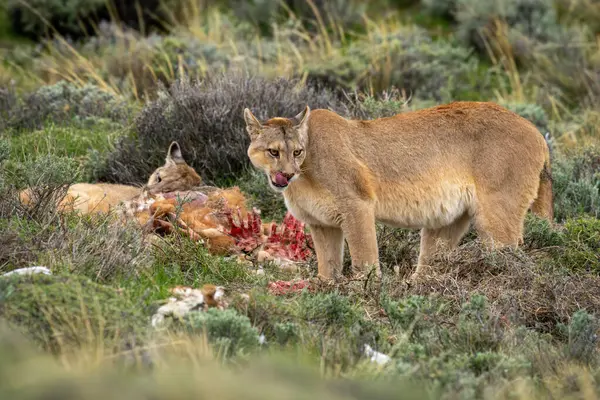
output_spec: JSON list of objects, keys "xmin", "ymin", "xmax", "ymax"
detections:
[{"xmin": 274, "ymin": 172, "xmax": 288, "ymax": 186}]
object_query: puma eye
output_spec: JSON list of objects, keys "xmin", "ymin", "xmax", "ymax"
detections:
[
  {"xmin": 156, "ymin": 173, "xmax": 162, "ymax": 183},
  {"xmin": 268, "ymin": 149, "xmax": 280, "ymax": 158},
  {"xmin": 293, "ymin": 149, "xmax": 303, "ymax": 157}
]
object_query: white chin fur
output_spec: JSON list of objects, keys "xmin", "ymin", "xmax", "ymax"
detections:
[{"xmin": 268, "ymin": 180, "xmax": 287, "ymax": 193}]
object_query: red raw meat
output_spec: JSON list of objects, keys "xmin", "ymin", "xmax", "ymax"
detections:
[
  {"xmin": 225, "ymin": 209, "xmax": 313, "ymax": 262},
  {"xmin": 268, "ymin": 279, "xmax": 312, "ymax": 295}
]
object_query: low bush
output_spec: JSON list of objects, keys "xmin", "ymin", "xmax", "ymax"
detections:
[
  {"xmin": 298, "ymin": 291, "xmax": 362, "ymax": 328},
  {"xmin": 2, "ymin": 81, "xmax": 132, "ymax": 131},
  {"xmin": 307, "ymin": 25, "xmax": 491, "ymax": 101},
  {"xmin": 100, "ymin": 74, "xmax": 349, "ymax": 185},
  {"xmin": 98, "ymin": 28, "xmax": 245, "ymax": 98},
  {"xmin": 37, "ymin": 215, "xmax": 151, "ymax": 282},
  {"xmin": 422, "ymin": 0, "xmax": 561, "ymax": 53},
  {"xmin": 382, "ymin": 294, "xmax": 444, "ymax": 338},
  {"xmin": 185, "ymin": 308, "xmax": 260, "ymax": 359},
  {"xmin": 527, "ymin": 26, "xmax": 600, "ymax": 109},
  {"xmin": 522, "ymin": 213, "xmax": 564, "ymax": 250},
  {"xmin": 0, "ymin": 83, "xmax": 18, "ymax": 132},
  {"xmin": 0, "ymin": 213, "xmax": 149, "ymax": 284},
  {"xmin": 454, "ymin": 0, "xmax": 560, "ymax": 52},
  {"xmin": 560, "ymin": 217, "xmax": 600, "ymax": 273},
  {"xmin": 0, "ymin": 273, "xmax": 146, "ymax": 354},
  {"xmin": 387, "ymin": 296, "xmax": 531, "ymax": 399},
  {"xmin": 552, "ymin": 146, "xmax": 600, "ymax": 221},
  {"xmin": 558, "ymin": 309, "xmax": 600, "ymax": 365}
]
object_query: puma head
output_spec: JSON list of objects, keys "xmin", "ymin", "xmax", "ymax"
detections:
[
  {"xmin": 244, "ymin": 106, "xmax": 310, "ymax": 192},
  {"xmin": 145, "ymin": 141, "xmax": 203, "ymax": 194}
]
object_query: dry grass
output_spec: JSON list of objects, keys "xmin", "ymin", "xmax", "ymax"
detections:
[{"xmin": 390, "ymin": 241, "xmax": 600, "ymax": 333}]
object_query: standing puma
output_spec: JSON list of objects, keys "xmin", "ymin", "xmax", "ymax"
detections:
[
  {"xmin": 20, "ymin": 142, "xmax": 203, "ymax": 215},
  {"xmin": 243, "ymin": 102, "xmax": 553, "ymax": 281}
]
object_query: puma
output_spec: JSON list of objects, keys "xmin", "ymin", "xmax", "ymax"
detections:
[
  {"xmin": 19, "ymin": 142, "xmax": 203, "ymax": 215},
  {"xmin": 243, "ymin": 102, "xmax": 553, "ymax": 281}
]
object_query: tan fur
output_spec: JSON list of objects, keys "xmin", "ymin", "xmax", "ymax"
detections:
[
  {"xmin": 19, "ymin": 142, "xmax": 202, "ymax": 215},
  {"xmin": 244, "ymin": 102, "xmax": 553, "ymax": 281}
]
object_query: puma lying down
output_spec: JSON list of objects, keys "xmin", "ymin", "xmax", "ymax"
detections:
[
  {"xmin": 19, "ymin": 142, "xmax": 203, "ymax": 215},
  {"xmin": 244, "ymin": 101, "xmax": 553, "ymax": 281}
]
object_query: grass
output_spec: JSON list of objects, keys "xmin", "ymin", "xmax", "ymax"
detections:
[
  {"xmin": 3, "ymin": 0, "xmax": 600, "ymax": 398},
  {"xmin": 7, "ymin": 123, "xmax": 120, "ymax": 162}
]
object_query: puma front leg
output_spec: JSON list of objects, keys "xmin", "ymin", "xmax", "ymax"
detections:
[
  {"xmin": 340, "ymin": 204, "xmax": 380, "ymax": 278},
  {"xmin": 308, "ymin": 224, "xmax": 345, "ymax": 281}
]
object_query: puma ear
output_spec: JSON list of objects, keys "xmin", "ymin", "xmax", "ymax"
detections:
[
  {"xmin": 244, "ymin": 108, "xmax": 262, "ymax": 138},
  {"xmin": 293, "ymin": 105, "xmax": 310, "ymax": 144},
  {"xmin": 292, "ymin": 105, "xmax": 310, "ymax": 127},
  {"xmin": 166, "ymin": 141, "xmax": 184, "ymax": 164}
]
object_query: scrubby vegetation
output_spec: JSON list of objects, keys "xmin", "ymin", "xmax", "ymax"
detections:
[{"xmin": 2, "ymin": 0, "xmax": 600, "ymax": 399}]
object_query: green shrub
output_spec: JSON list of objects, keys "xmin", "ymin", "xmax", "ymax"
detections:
[
  {"xmin": 0, "ymin": 273, "xmax": 146, "ymax": 354},
  {"xmin": 531, "ymin": 26, "xmax": 600, "ymax": 108},
  {"xmin": 7, "ymin": 153, "xmax": 80, "ymax": 189},
  {"xmin": 552, "ymin": 147, "xmax": 600, "ymax": 221},
  {"xmin": 292, "ymin": 291, "xmax": 378, "ymax": 367},
  {"xmin": 273, "ymin": 321, "xmax": 300, "ymax": 346},
  {"xmin": 560, "ymin": 217, "xmax": 600, "ymax": 272},
  {"xmin": 298, "ymin": 291, "xmax": 362, "ymax": 328},
  {"xmin": 454, "ymin": 294, "xmax": 504, "ymax": 353},
  {"xmin": 382, "ymin": 295, "xmax": 446, "ymax": 342},
  {"xmin": 558, "ymin": 310, "xmax": 599, "ymax": 364},
  {"xmin": 185, "ymin": 308, "xmax": 260, "ymax": 358},
  {"xmin": 4, "ymin": 122, "xmax": 124, "ymax": 183},
  {"xmin": 7, "ymin": 0, "xmax": 104, "ymax": 39},
  {"xmin": 99, "ymin": 29, "xmax": 245, "ymax": 97},
  {"xmin": 523, "ymin": 213, "xmax": 564, "ymax": 249},
  {"xmin": 435, "ymin": 0, "xmax": 562, "ymax": 53},
  {"xmin": 4, "ymin": 81, "xmax": 132, "ymax": 131},
  {"xmin": 307, "ymin": 25, "xmax": 492, "ymax": 101},
  {"xmin": 0, "ymin": 210, "xmax": 151, "ymax": 281},
  {"xmin": 392, "ymin": 335, "xmax": 530, "ymax": 398},
  {"xmin": 232, "ymin": 288, "xmax": 295, "ymax": 343}
]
